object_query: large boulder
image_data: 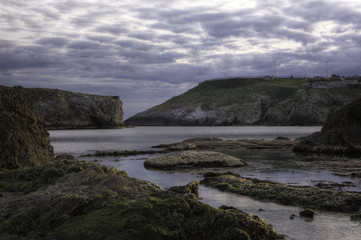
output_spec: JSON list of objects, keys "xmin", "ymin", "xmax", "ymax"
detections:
[
  {"xmin": 293, "ymin": 98, "xmax": 361, "ymax": 153},
  {"xmin": 0, "ymin": 86, "xmax": 54, "ymax": 168}
]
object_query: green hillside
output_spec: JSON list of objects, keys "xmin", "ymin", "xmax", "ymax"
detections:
[{"xmin": 157, "ymin": 78, "xmax": 304, "ymax": 112}]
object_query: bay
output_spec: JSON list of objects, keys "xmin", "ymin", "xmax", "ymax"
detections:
[{"xmin": 49, "ymin": 126, "xmax": 361, "ymax": 240}]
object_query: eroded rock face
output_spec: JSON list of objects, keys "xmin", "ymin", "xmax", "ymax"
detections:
[
  {"xmin": 293, "ymin": 98, "xmax": 361, "ymax": 153},
  {"xmin": 23, "ymin": 87, "xmax": 123, "ymax": 129},
  {"xmin": 0, "ymin": 86, "xmax": 54, "ymax": 168},
  {"xmin": 144, "ymin": 151, "xmax": 247, "ymax": 169}
]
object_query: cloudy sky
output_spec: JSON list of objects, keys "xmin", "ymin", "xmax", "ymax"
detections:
[{"xmin": 1, "ymin": 0, "xmax": 361, "ymax": 118}]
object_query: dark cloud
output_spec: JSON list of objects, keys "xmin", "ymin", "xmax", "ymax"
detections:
[
  {"xmin": 37, "ymin": 37, "xmax": 68, "ymax": 47},
  {"xmin": 1, "ymin": 0, "xmax": 361, "ymax": 117}
]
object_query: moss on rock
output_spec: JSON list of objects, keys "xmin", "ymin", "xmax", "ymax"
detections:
[
  {"xmin": 144, "ymin": 151, "xmax": 246, "ymax": 170},
  {"xmin": 0, "ymin": 160, "xmax": 278, "ymax": 240},
  {"xmin": 201, "ymin": 172, "xmax": 361, "ymax": 213}
]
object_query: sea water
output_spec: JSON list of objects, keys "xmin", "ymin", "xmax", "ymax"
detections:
[{"xmin": 49, "ymin": 126, "xmax": 361, "ymax": 240}]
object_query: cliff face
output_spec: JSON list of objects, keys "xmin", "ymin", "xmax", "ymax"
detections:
[
  {"xmin": 0, "ymin": 86, "xmax": 54, "ymax": 168},
  {"xmin": 23, "ymin": 88, "xmax": 123, "ymax": 129},
  {"xmin": 262, "ymin": 88, "xmax": 357, "ymax": 125},
  {"xmin": 293, "ymin": 98, "xmax": 361, "ymax": 153},
  {"xmin": 125, "ymin": 78, "xmax": 361, "ymax": 126}
]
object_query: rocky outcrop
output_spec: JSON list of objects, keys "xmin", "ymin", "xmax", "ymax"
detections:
[
  {"xmin": 201, "ymin": 172, "xmax": 361, "ymax": 213},
  {"xmin": 293, "ymin": 98, "xmax": 361, "ymax": 153},
  {"xmin": 22, "ymin": 87, "xmax": 123, "ymax": 129},
  {"xmin": 0, "ymin": 86, "xmax": 54, "ymax": 168},
  {"xmin": 125, "ymin": 78, "xmax": 361, "ymax": 126},
  {"xmin": 0, "ymin": 158, "xmax": 278, "ymax": 240},
  {"xmin": 144, "ymin": 151, "xmax": 246, "ymax": 170}
]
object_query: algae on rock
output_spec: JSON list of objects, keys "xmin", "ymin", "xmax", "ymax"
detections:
[
  {"xmin": 144, "ymin": 151, "xmax": 246, "ymax": 170},
  {"xmin": 201, "ymin": 172, "xmax": 361, "ymax": 213},
  {"xmin": 0, "ymin": 159, "xmax": 278, "ymax": 240}
]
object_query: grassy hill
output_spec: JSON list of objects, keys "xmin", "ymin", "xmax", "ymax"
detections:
[
  {"xmin": 126, "ymin": 77, "xmax": 361, "ymax": 126},
  {"xmin": 157, "ymin": 77, "xmax": 304, "ymax": 112}
]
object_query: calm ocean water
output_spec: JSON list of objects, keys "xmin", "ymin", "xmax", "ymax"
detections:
[
  {"xmin": 49, "ymin": 126, "xmax": 361, "ymax": 240},
  {"xmin": 49, "ymin": 126, "xmax": 320, "ymax": 156}
]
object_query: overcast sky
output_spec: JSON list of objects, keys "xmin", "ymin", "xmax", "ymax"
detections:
[{"xmin": 1, "ymin": 0, "xmax": 361, "ymax": 118}]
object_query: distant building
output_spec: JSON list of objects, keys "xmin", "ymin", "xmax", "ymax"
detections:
[
  {"xmin": 261, "ymin": 75, "xmax": 274, "ymax": 81},
  {"xmin": 305, "ymin": 75, "xmax": 361, "ymax": 88}
]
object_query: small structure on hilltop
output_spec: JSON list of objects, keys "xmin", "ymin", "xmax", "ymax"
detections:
[
  {"xmin": 305, "ymin": 75, "xmax": 361, "ymax": 88},
  {"xmin": 261, "ymin": 75, "xmax": 275, "ymax": 81}
]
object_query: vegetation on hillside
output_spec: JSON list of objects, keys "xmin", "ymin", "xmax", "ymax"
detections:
[{"xmin": 152, "ymin": 77, "xmax": 305, "ymax": 112}]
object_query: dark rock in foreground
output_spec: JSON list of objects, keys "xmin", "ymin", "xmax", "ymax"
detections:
[
  {"xmin": 144, "ymin": 151, "xmax": 246, "ymax": 170},
  {"xmin": 22, "ymin": 86, "xmax": 123, "ymax": 129},
  {"xmin": 299, "ymin": 208, "xmax": 315, "ymax": 218},
  {"xmin": 293, "ymin": 98, "xmax": 361, "ymax": 154},
  {"xmin": 0, "ymin": 86, "xmax": 54, "ymax": 168},
  {"xmin": 0, "ymin": 158, "xmax": 278, "ymax": 240},
  {"xmin": 201, "ymin": 172, "xmax": 361, "ymax": 213}
]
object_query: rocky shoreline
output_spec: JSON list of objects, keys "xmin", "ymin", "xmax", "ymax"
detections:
[
  {"xmin": 0, "ymin": 156, "xmax": 278, "ymax": 240},
  {"xmin": 0, "ymin": 86, "xmax": 279, "ymax": 239}
]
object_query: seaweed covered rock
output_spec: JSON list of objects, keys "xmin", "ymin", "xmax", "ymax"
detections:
[
  {"xmin": 293, "ymin": 98, "xmax": 361, "ymax": 154},
  {"xmin": 0, "ymin": 86, "xmax": 54, "ymax": 168},
  {"xmin": 0, "ymin": 159, "xmax": 278, "ymax": 240},
  {"xmin": 201, "ymin": 172, "xmax": 361, "ymax": 213},
  {"xmin": 144, "ymin": 151, "xmax": 246, "ymax": 170},
  {"xmin": 152, "ymin": 137, "xmax": 295, "ymax": 151}
]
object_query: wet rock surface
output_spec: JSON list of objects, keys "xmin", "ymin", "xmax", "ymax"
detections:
[
  {"xmin": 153, "ymin": 137, "xmax": 295, "ymax": 151},
  {"xmin": 299, "ymin": 208, "xmax": 315, "ymax": 218},
  {"xmin": 0, "ymin": 158, "xmax": 278, "ymax": 240},
  {"xmin": 144, "ymin": 151, "xmax": 247, "ymax": 170},
  {"xmin": 201, "ymin": 172, "xmax": 361, "ymax": 213},
  {"xmin": 0, "ymin": 86, "xmax": 54, "ymax": 168}
]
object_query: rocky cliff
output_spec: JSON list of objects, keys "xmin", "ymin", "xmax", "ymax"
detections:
[
  {"xmin": 293, "ymin": 98, "xmax": 361, "ymax": 153},
  {"xmin": 0, "ymin": 86, "xmax": 54, "ymax": 168},
  {"xmin": 22, "ymin": 87, "xmax": 123, "ymax": 129},
  {"xmin": 125, "ymin": 78, "xmax": 361, "ymax": 126}
]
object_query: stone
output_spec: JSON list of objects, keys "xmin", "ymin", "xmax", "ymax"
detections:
[
  {"xmin": 144, "ymin": 151, "xmax": 246, "ymax": 170},
  {"xmin": 0, "ymin": 86, "xmax": 54, "ymax": 168},
  {"xmin": 300, "ymin": 208, "xmax": 314, "ymax": 218},
  {"xmin": 168, "ymin": 181, "xmax": 199, "ymax": 198}
]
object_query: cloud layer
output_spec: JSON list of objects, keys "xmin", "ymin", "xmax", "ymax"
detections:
[{"xmin": 1, "ymin": 0, "xmax": 361, "ymax": 117}]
